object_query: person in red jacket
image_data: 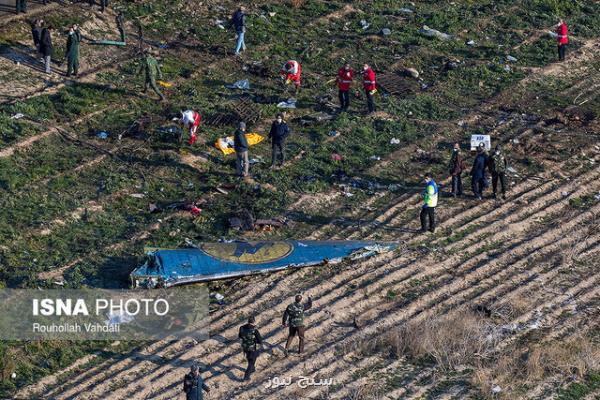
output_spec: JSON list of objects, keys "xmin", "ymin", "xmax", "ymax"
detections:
[
  {"xmin": 362, "ymin": 64, "xmax": 377, "ymax": 113},
  {"xmin": 281, "ymin": 60, "xmax": 301, "ymax": 95},
  {"xmin": 336, "ymin": 63, "xmax": 353, "ymax": 112},
  {"xmin": 179, "ymin": 109, "xmax": 201, "ymax": 145},
  {"xmin": 556, "ymin": 19, "xmax": 568, "ymax": 61}
]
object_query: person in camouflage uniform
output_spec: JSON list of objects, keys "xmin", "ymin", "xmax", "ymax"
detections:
[
  {"xmin": 489, "ymin": 144, "xmax": 508, "ymax": 199},
  {"xmin": 183, "ymin": 364, "xmax": 210, "ymax": 400},
  {"xmin": 65, "ymin": 24, "xmax": 81, "ymax": 78},
  {"xmin": 238, "ymin": 315, "xmax": 263, "ymax": 381},
  {"xmin": 138, "ymin": 48, "xmax": 165, "ymax": 101},
  {"xmin": 282, "ymin": 294, "xmax": 312, "ymax": 355}
]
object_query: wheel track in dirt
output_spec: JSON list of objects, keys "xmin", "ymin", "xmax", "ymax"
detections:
[
  {"xmin": 213, "ymin": 179, "xmax": 600, "ymax": 400},
  {"xmin": 16, "ymin": 18, "xmax": 600, "ymax": 400},
  {"xmin": 44, "ymin": 164, "xmax": 596, "ymax": 398},
  {"xmin": 17, "ymin": 155, "xmax": 596, "ymax": 398}
]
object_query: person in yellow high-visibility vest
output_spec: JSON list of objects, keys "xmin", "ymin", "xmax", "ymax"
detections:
[{"xmin": 420, "ymin": 173, "xmax": 438, "ymax": 233}]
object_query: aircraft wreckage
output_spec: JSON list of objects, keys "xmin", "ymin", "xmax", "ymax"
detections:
[{"xmin": 131, "ymin": 241, "xmax": 397, "ymax": 288}]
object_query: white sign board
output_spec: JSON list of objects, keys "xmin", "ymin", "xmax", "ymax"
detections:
[{"xmin": 471, "ymin": 135, "xmax": 491, "ymax": 151}]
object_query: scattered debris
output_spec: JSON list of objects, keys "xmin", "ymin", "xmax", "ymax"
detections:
[
  {"xmin": 130, "ymin": 193, "xmax": 145, "ymax": 199},
  {"xmin": 149, "ymin": 203, "xmax": 161, "ymax": 213},
  {"xmin": 215, "ymin": 19, "xmax": 225, "ymax": 29},
  {"xmin": 404, "ymin": 67, "xmax": 419, "ymax": 79},
  {"xmin": 399, "ymin": 7, "xmax": 413, "ymax": 13},
  {"xmin": 249, "ymin": 156, "xmax": 264, "ymax": 165},
  {"xmin": 466, "ymin": 39, "xmax": 475, "ymax": 46},
  {"xmin": 594, "ymin": 191, "xmax": 600, "ymax": 201},
  {"xmin": 226, "ymin": 79, "xmax": 251, "ymax": 90},
  {"xmin": 328, "ymin": 130, "xmax": 340, "ymax": 137},
  {"xmin": 369, "ymin": 155, "xmax": 381, "ymax": 161},
  {"xmin": 190, "ymin": 206, "xmax": 202, "ymax": 216},
  {"xmin": 491, "ymin": 385, "xmax": 502, "ymax": 394},
  {"xmin": 419, "ymin": 25, "xmax": 452, "ymax": 41},
  {"xmin": 97, "ymin": 131, "xmax": 109, "ymax": 139},
  {"xmin": 548, "ymin": 31, "xmax": 558, "ymax": 39},
  {"xmin": 506, "ymin": 55, "xmax": 518, "ymax": 62},
  {"xmin": 277, "ymin": 98, "xmax": 297, "ymax": 109},
  {"xmin": 360, "ymin": 20, "xmax": 370, "ymax": 30},
  {"xmin": 503, "ymin": 65, "xmax": 511, "ymax": 72},
  {"xmin": 331, "ymin": 153, "xmax": 344, "ymax": 162},
  {"xmin": 390, "ymin": 138, "xmax": 400, "ymax": 145},
  {"xmin": 215, "ymin": 133, "xmax": 264, "ymax": 155},
  {"xmin": 10, "ymin": 113, "xmax": 25, "ymax": 119},
  {"xmin": 381, "ymin": 28, "xmax": 392, "ymax": 36}
]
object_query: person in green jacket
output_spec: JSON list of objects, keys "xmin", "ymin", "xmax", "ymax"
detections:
[
  {"xmin": 138, "ymin": 48, "xmax": 165, "ymax": 101},
  {"xmin": 15, "ymin": 0, "xmax": 27, "ymax": 14},
  {"xmin": 65, "ymin": 24, "xmax": 81, "ymax": 78},
  {"xmin": 282, "ymin": 294, "xmax": 312, "ymax": 355}
]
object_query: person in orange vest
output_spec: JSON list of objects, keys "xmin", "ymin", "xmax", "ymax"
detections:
[
  {"xmin": 362, "ymin": 64, "xmax": 376, "ymax": 113},
  {"xmin": 336, "ymin": 63, "xmax": 353, "ymax": 112},
  {"xmin": 281, "ymin": 60, "xmax": 301, "ymax": 95},
  {"xmin": 555, "ymin": 19, "xmax": 568, "ymax": 61},
  {"xmin": 179, "ymin": 110, "xmax": 201, "ymax": 145}
]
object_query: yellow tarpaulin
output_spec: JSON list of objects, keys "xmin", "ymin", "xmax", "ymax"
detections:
[
  {"xmin": 214, "ymin": 133, "xmax": 264, "ymax": 155},
  {"xmin": 157, "ymin": 80, "xmax": 174, "ymax": 88}
]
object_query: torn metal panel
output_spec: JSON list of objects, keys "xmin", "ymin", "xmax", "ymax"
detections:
[
  {"xmin": 131, "ymin": 241, "xmax": 397, "ymax": 288},
  {"xmin": 205, "ymin": 97, "xmax": 261, "ymax": 127},
  {"xmin": 377, "ymin": 73, "xmax": 417, "ymax": 96}
]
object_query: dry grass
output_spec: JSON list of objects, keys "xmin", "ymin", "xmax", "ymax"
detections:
[
  {"xmin": 291, "ymin": 0, "xmax": 305, "ymax": 8},
  {"xmin": 471, "ymin": 336, "xmax": 600, "ymax": 399},
  {"xmin": 374, "ymin": 309, "xmax": 498, "ymax": 371}
]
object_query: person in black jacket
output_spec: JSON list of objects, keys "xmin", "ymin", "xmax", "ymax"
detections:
[
  {"xmin": 268, "ymin": 113, "xmax": 290, "ymax": 167},
  {"xmin": 238, "ymin": 316, "xmax": 262, "ymax": 381},
  {"xmin": 183, "ymin": 364, "xmax": 210, "ymax": 400},
  {"xmin": 471, "ymin": 143, "xmax": 489, "ymax": 200},
  {"xmin": 231, "ymin": 6, "xmax": 246, "ymax": 55},
  {"xmin": 40, "ymin": 25, "xmax": 54, "ymax": 74},
  {"xmin": 234, "ymin": 121, "xmax": 249, "ymax": 177},
  {"xmin": 31, "ymin": 19, "xmax": 43, "ymax": 59}
]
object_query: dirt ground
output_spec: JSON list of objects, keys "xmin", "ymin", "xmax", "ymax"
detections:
[{"xmin": 2, "ymin": 1, "xmax": 599, "ymax": 399}]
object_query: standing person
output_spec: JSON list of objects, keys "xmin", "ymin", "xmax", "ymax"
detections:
[
  {"xmin": 238, "ymin": 316, "xmax": 262, "ymax": 381},
  {"xmin": 15, "ymin": 0, "xmax": 26, "ymax": 14},
  {"xmin": 234, "ymin": 121, "xmax": 249, "ymax": 177},
  {"xmin": 232, "ymin": 6, "xmax": 246, "ymax": 56},
  {"xmin": 420, "ymin": 173, "xmax": 438, "ymax": 233},
  {"xmin": 336, "ymin": 62, "xmax": 353, "ymax": 112},
  {"xmin": 88, "ymin": 0, "xmax": 108, "ymax": 12},
  {"xmin": 282, "ymin": 294, "xmax": 312, "ymax": 355},
  {"xmin": 179, "ymin": 110, "xmax": 202, "ymax": 145},
  {"xmin": 268, "ymin": 113, "xmax": 290, "ymax": 168},
  {"xmin": 65, "ymin": 24, "xmax": 81, "ymax": 78},
  {"xmin": 489, "ymin": 144, "xmax": 508, "ymax": 200},
  {"xmin": 31, "ymin": 19, "xmax": 43, "ymax": 59},
  {"xmin": 183, "ymin": 364, "xmax": 210, "ymax": 400},
  {"xmin": 449, "ymin": 142, "xmax": 466, "ymax": 197},
  {"xmin": 362, "ymin": 63, "xmax": 377, "ymax": 113},
  {"xmin": 40, "ymin": 25, "xmax": 53, "ymax": 74},
  {"xmin": 138, "ymin": 48, "xmax": 165, "ymax": 101},
  {"xmin": 471, "ymin": 143, "xmax": 489, "ymax": 200},
  {"xmin": 556, "ymin": 19, "xmax": 568, "ymax": 61},
  {"xmin": 281, "ymin": 60, "xmax": 301, "ymax": 95}
]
